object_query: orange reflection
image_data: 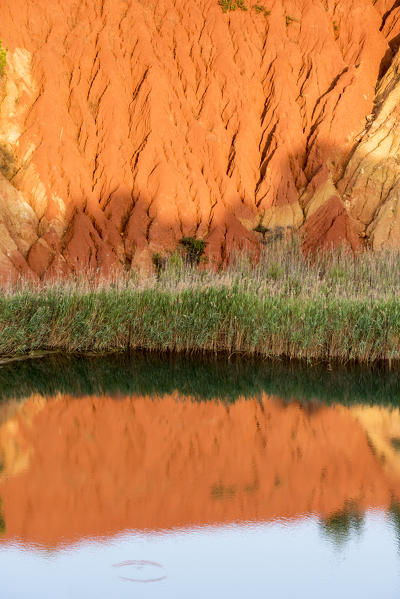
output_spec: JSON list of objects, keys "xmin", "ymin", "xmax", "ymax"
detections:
[{"xmin": 0, "ymin": 393, "xmax": 400, "ymax": 547}]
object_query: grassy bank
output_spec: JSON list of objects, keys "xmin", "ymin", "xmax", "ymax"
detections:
[{"xmin": 2, "ymin": 238, "xmax": 400, "ymax": 362}]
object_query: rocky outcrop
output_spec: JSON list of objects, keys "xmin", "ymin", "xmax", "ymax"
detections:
[{"xmin": 1, "ymin": 0, "xmax": 400, "ymax": 278}]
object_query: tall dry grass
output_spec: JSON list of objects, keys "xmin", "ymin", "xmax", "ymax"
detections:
[{"xmin": 1, "ymin": 236, "xmax": 400, "ymax": 361}]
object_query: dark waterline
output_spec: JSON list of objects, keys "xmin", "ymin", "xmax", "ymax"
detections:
[{"xmin": 1, "ymin": 351, "xmax": 400, "ymax": 405}]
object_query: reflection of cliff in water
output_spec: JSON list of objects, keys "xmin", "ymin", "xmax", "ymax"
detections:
[{"xmin": 1, "ymin": 389, "xmax": 400, "ymax": 548}]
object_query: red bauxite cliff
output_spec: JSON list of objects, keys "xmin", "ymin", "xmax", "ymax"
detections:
[{"xmin": 1, "ymin": 0, "xmax": 400, "ymax": 279}]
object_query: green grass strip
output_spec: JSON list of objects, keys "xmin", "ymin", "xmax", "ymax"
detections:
[{"xmin": 0, "ymin": 286, "xmax": 399, "ymax": 362}]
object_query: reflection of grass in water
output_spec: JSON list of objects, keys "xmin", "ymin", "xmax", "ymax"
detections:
[
  {"xmin": 0, "ymin": 499, "xmax": 5, "ymax": 534},
  {"xmin": 389, "ymin": 502, "xmax": 400, "ymax": 550},
  {"xmin": 244, "ymin": 480, "xmax": 259, "ymax": 494},
  {"xmin": 1, "ymin": 352, "xmax": 400, "ymax": 406},
  {"xmin": 391, "ymin": 437, "xmax": 400, "ymax": 452},
  {"xmin": 320, "ymin": 502, "xmax": 364, "ymax": 547}
]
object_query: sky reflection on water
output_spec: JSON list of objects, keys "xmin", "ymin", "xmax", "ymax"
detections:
[{"xmin": 1, "ymin": 513, "xmax": 400, "ymax": 598}]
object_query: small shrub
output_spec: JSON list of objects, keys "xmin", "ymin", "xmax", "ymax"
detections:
[
  {"xmin": 218, "ymin": 0, "xmax": 248, "ymax": 13},
  {"xmin": 152, "ymin": 252, "xmax": 166, "ymax": 279},
  {"xmin": 0, "ymin": 41, "xmax": 7, "ymax": 78},
  {"xmin": 253, "ymin": 5, "xmax": 271, "ymax": 16},
  {"xmin": 253, "ymin": 222, "xmax": 270, "ymax": 240},
  {"xmin": 333, "ymin": 20, "xmax": 339, "ymax": 37},
  {"xmin": 0, "ymin": 145, "xmax": 16, "ymax": 180},
  {"xmin": 211, "ymin": 484, "xmax": 236, "ymax": 499},
  {"xmin": 179, "ymin": 236, "xmax": 207, "ymax": 267},
  {"xmin": 254, "ymin": 224, "xmax": 289, "ymax": 246},
  {"xmin": 268, "ymin": 226, "xmax": 285, "ymax": 243},
  {"xmin": 391, "ymin": 437, "xmax": 400, "ymax": 452},
  {"xmin": 286, "ymin": 15, "xmax": 299, "ymax": 25}
]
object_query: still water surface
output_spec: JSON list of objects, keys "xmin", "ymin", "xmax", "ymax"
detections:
[{"xmin": 1, "ymin": 354, "xmax": 400, "ymax": 597}]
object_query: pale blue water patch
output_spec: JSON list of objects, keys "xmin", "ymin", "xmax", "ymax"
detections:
[{"xmin": 1, "ymin": 511, "xmax": 399, "ymax": 599}]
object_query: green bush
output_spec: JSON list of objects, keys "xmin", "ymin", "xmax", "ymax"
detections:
[
  {"xmin": 152, "ymin": 252, "xmax": 166, "ymax": 280},
  {"xmin": 253, "ymin": 5, "xmax": 271, "ymax": 16},
  {"xmin": 253, "ymin": 224, "xmax": 290, "ymax": 245},
  {"xmin": 0, "ymin": 41, "xmax": 7, "ymax": 78},
  {"xmin": 253, "ymin": 222, "xmax": 270, "ymax": 240},
  {"xmin": 218, "ymin": 0, "xmax": 248, "ymax": 13},
  {"xmin": 0, "ymin": 145, "xmax": 16, "ymax": 180},
  {"xmin": 179, "ymin": 236, "xmax": 207, "ymax": 267},
  {"xmin": 286, "ymin": 15, "xmax": 299, "ymax": 25}
]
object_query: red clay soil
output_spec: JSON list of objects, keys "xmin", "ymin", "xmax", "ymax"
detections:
[
  {"xmin": 0, "ymin": 1, "xmax": 400, "ymax": 280},
  {"xmin": 0, "ymin": 393, "xmax": 399, "ymax": 547}
]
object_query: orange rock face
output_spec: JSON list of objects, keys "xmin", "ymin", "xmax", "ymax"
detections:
[
  {"xmin": 0, "ymin": 0, "xmax": 400, "ymax": 278},
  {"xmin": 1, "ymin": 393, "xmax": 400, "ymax": 547}
]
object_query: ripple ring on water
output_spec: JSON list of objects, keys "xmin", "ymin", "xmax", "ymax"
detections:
[{"xmin": 113, "ymin": 560, "xmax": 167, "ymax": 583}]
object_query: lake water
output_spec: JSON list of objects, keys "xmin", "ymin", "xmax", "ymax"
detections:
[{"xmin": 1, "ymin": 354, "xmax": 400, "ymax": 598}]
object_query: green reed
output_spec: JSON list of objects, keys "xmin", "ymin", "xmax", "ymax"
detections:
[{"xmin": 1, "ymin": 236, "xmax": 400, "ymax": 361}]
